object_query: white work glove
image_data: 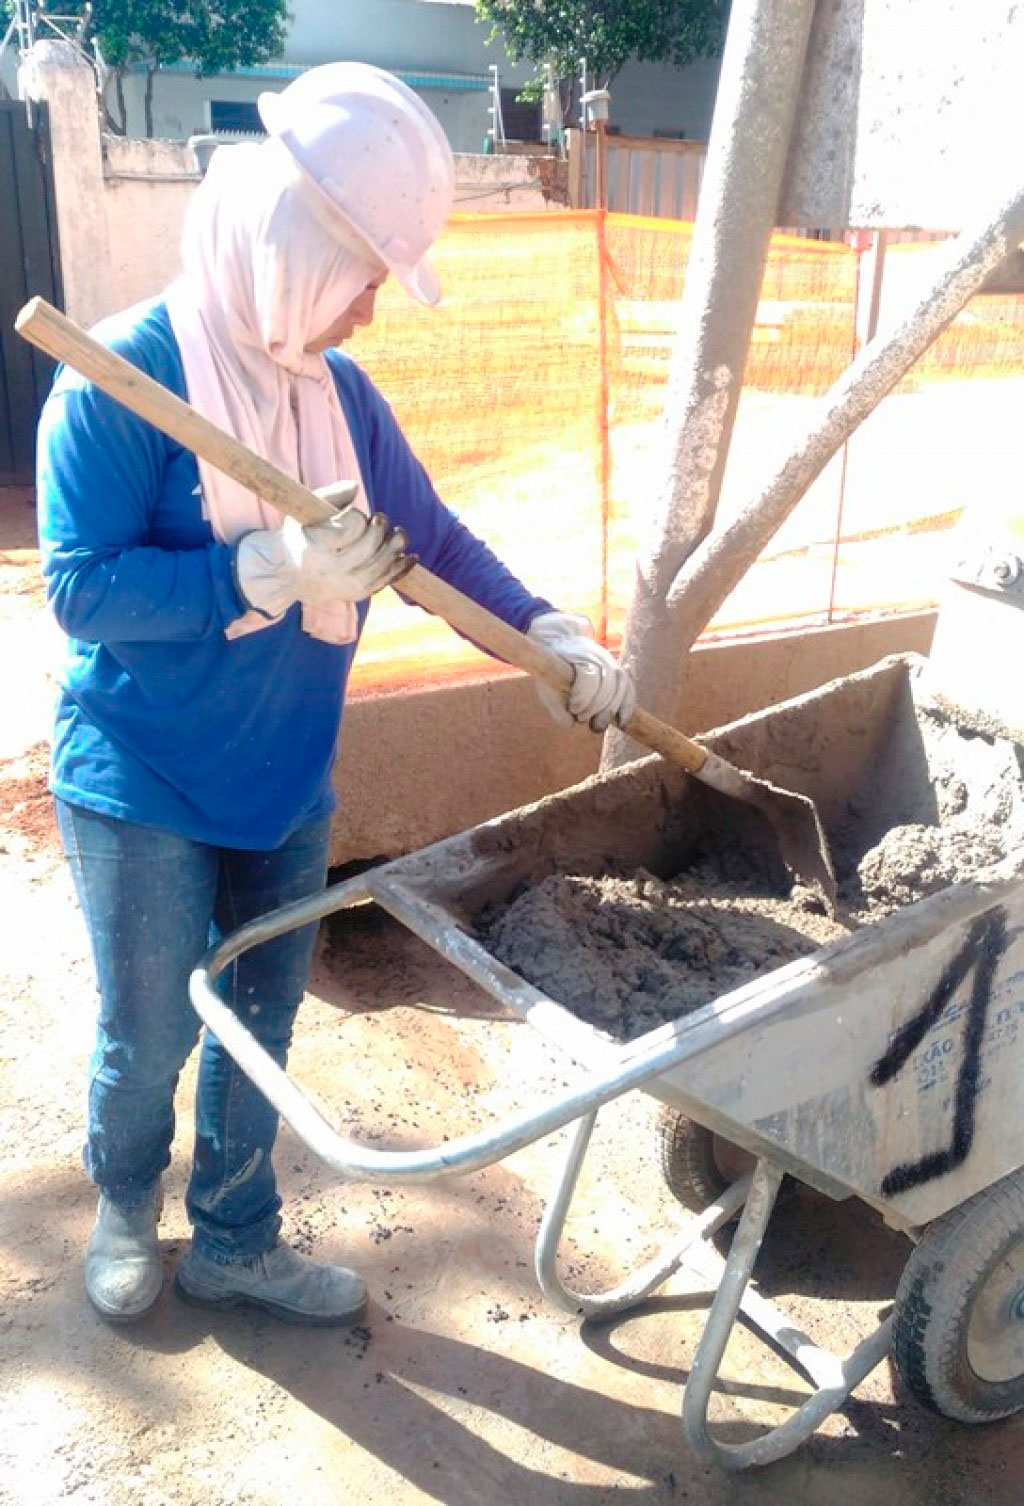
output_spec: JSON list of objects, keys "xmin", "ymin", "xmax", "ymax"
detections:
[
  {"xmin": 235, "ymin": 503, "xmax": 412, "ymax": 619},
  {"xmin": 526, "ymin": 611, "xmax": 637, "ymax": 732}
]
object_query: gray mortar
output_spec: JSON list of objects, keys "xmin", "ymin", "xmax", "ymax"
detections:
[{"xmin": 479, "ymin": 697, "xmax": 1024, "ymax": 1042}]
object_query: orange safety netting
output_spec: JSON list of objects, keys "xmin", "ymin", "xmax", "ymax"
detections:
[{"xmin": 346, "ymin": 211, "xmax": 1024, "ymax": 692}]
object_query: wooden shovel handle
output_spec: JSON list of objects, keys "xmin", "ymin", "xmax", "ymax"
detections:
[
  {"xmin": 406, "ymin": 570, "xmax": 707, "ymax": 772},
  {"xmin": 17, "ymin": 297, "xmax": 708, "ymax": 776}
]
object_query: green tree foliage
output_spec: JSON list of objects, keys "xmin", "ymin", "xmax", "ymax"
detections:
[
  {"xmin": 47, "ymin": 1, "xmax": 290, "ymax": 135},
  {"xmin": 476, "ymin": 0, "xmax": 729, "ymax": 95}
]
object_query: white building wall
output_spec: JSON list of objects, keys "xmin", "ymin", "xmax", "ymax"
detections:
[
  {"xmin": 1, "ymin": 47, "xmax": 18, "ymax": 99},
  {"xmin": 133, "ymin": 69, "xmax": 505, "ymax": 155},
  {"xmin": 120, "ymin": 0, "xmax": 529, "ymax": 148},
  {"xmin": 610, "ymin": 55, "xmax": 721, "ymax": 141},
  {"xmin": 138, "ymin": 71, "xmax": 278, "ymax": 143},
  {"xmin": 286, "ymin": 0, "xmax": 511, "ymax": 76},
  {"xmin": 102, "ymin": 137, "xmax": 198, "ymax": 309},
  {"xmin": 112, "ymin": 0, "xmax": 719, "ymax": 151}
]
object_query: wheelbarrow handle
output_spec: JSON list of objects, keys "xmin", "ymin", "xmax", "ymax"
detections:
[
  {"xmin": 184, "ymin": 866, "xmax": 755, "ymax": 1184},
  {"xmin": 16, "ymin": 296, "xmax": 709, "ymax": 778}
]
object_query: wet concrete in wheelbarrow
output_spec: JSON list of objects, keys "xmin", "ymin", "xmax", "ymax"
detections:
[{"xmin": 480, "ymin": 700, "xmax": 1024, "ymax": 1041}]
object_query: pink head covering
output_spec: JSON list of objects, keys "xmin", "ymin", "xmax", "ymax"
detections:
[
  {"xmin": 166, "ymin": 136, "xmax": 381, "ymax": 643},
  {"xmin": 166, "ymin": 64, "xmax": 455, "ymax": 644}
]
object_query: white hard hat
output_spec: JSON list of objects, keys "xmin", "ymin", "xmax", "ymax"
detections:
[{"xmin": 258, "ymin": 62, "xmax": 455, "ymax": 306}]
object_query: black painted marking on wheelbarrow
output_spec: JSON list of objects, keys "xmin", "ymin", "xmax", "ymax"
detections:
[{"xmin": 871, "ymin": 908, "xmax": 1005, "ymax": 1195}]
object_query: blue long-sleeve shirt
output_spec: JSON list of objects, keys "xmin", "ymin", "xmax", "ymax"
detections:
[{"xmin": 36, "ymin": 298, "xmax": 552, "ymax": 848}]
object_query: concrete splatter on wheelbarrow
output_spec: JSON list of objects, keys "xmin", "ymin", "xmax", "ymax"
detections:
[{"xmin": 479, "ymin": 699, "xmax": 1024, "ymax": 1041}]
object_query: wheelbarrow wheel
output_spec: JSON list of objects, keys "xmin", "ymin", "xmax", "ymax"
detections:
[
  {"xmin": 655, "ymin": 1106, "xmax": 756, "ymax": 1215},
  {"xmin": 891, "ymin": 1168, "xmax": 1024, "ymax": 1423}
]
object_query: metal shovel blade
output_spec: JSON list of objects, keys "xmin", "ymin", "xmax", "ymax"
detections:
[{"xmin": 695, "ymin": 748, "xmax": 837, "ymax": 913}]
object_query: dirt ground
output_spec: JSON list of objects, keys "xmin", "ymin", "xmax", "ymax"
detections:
[{"xmin": 2, "ymin": 483, "xmax": 1023, "ymax": 1506}]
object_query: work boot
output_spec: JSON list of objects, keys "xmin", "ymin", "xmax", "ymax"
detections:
[
  {"xmin": 175, "ymin": 1243, "xmax": 368, "ymax": 1326},
  {"xmin": 85, "ymin": 1184, "xmax": 164, "ymax": 1322}
]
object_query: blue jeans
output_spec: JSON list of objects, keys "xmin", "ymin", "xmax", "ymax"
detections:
[{"xmin": 56, "ymin": 799, "xmax": 330, "ymax": 1263}]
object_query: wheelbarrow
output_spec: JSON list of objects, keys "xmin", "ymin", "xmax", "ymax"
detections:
[{"xmin": 189, "ymin": 652, "xmax": 1024, "ymax": 1469}]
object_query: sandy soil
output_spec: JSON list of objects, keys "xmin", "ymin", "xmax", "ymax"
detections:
[{"xmin": 2, "ymin": 486, "xmax": 1023, "ymax": 1505}]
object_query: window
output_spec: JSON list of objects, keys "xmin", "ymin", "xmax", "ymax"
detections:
[{"xmin": 209, "ymin": 99, "xmax": 264, "ymax": 134}]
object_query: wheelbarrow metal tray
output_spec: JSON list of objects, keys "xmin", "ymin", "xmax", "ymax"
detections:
[{"xmin": 367, "ymin": 654, "xmax": 1024, "ymax": 1235}]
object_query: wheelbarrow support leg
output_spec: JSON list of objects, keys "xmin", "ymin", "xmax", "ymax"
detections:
[
  {"xmin": 535, "ymin": 1108, "xmax": 751, "ymax": 1319},
  {"xmin": 681, "ymin": 1158, "xmax": 893, "ymax": 1470}
]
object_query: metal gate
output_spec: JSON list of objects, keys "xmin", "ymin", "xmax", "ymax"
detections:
[{"xmin": 0, "ymin": 98, "xmax": 62, "ymax": 485}]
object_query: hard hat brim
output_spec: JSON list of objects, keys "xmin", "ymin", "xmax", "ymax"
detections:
[{"xmin": 258, "ymin": 89, "xmax": 443, "ymax": 307}]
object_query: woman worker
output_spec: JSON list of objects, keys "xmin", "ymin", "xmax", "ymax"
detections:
[{"xmin": 36, "ymin": 62, "xmax": 636, "ymax": 1325}]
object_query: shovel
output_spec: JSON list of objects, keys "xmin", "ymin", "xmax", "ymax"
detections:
[{"xmin": 16, "ymin": 296, "xmax": 837, "ymax": 910}]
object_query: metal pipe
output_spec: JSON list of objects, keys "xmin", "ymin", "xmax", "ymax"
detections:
[
  {"xmin": 17, "ymin": 0, "xmax": 36, "ymax": 50},
  {"xmin": 190, "ymin": 951, "xmax": 747, "ymax": 1184},
  {"xmin": 681, "ymin": 1159, "xmax": 892, "ymax": 1469},
  {"xmin": 682, "ymin": 1159, "xmax": 781, "ymax": 1460},
  {"xmin": 534, "ymin": 1108, "xmax": 752, "ymax": 1318},
  {"xmin": 685, "ymin": 1233, "xmax": 885, "ymax": 1391},
  {"xmin": 0, "ymin": 16, "xmax": 18, "ymax": 61}
]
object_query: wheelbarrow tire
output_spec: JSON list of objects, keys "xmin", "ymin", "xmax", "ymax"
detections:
[
  {"xmin": 891, "ymin": 1168, "xmax": 1024, "ymax": 1424},
  {"xmin": 655, "ymin": 1106, "xmax": 752, "ymax": 1216}
]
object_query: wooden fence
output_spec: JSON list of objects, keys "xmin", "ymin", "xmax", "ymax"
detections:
[{"xmin": 567, "ymin": 129, "xmax": 707, "ymax": 219}]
